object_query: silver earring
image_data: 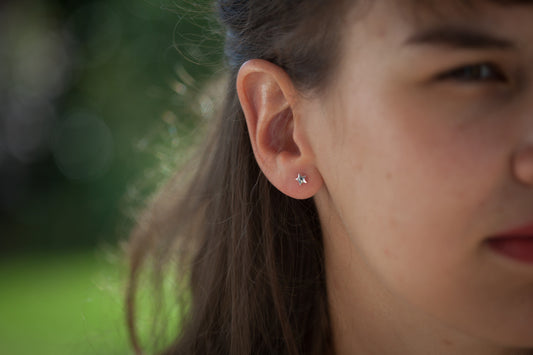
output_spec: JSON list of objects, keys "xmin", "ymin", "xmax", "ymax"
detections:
[{"xmin": 295, "ymin": 173, "xmax": 307, "ymax": 186}]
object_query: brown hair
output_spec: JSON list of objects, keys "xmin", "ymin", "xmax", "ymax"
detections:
[{"xmin": 126, "ymin": 0, "xmax": 350, "ymax": 354}]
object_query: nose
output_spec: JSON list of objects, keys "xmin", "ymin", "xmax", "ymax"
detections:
[{"xmin": 513, "ymin": 144, "xmax": 533, "ymax": 186}]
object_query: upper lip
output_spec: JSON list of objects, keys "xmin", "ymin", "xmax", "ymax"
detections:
[{"xmin": 491, "ymin": 220, "xmax": 533, "ymax": 238}]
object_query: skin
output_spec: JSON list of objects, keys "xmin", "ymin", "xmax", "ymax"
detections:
[{"xmin": 237, "ymin": 1, "xmax": 533, "ymax": 354}]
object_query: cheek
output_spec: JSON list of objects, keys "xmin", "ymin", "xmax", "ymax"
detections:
[{"xmin": 322, "ymin": 90, "xmax": 514, "ymax": 305}]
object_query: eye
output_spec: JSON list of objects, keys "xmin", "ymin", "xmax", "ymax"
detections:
[{"xmin": 437, "ymin": 63, "xmax": 507, "ymax": 83}]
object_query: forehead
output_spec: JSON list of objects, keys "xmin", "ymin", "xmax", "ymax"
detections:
[
  {"xmin": 337, "ymin": 0, "xmax": 533, "ymax": 66},
  {"xmin": 407, "ymin": 0, "xmax": 533, "ymax": 17},
  {"xmin": 349, "ymin": 0, "xmax": 533, "ymax": 29},
  {"xmin": 377, "ymin": 0, "xmax": 533, "ymax": 38},
  {"xmin": 412, "ymin": 0, "xmax": 533, "ymax": 9}
]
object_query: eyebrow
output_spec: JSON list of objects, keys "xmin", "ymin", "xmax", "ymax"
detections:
[{"xmin": 404, "ymin": 26, "xmax": 516, "ymax": 50}]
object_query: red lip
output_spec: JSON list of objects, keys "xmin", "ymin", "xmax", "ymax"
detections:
[
  {"xmin": 487, "ymin": 221, "xmax": 533, "ymax": 264},
  {"xmin": 491, "ymin": 221, "xmax": 533, "ymax": 238}
]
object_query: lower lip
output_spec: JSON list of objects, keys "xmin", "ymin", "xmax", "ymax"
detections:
[{"xmin": 487, "ymin": 237, "xmax": 533, "ymax": 264}]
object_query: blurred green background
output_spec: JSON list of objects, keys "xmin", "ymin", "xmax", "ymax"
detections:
[{"xmin": 0, "ymin": 0, "xmax": 222, "ymax": 353}]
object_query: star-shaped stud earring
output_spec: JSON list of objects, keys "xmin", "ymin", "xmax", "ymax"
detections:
[{"xmin": 295, "ymin": 173, "xmax": 307, "ymax": 186}]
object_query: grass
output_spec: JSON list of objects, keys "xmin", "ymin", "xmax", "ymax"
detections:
[{"xmin": 0, "ymin": 249, "xmax": 131, "ymax": 355}]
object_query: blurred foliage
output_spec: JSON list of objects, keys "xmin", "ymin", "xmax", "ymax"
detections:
[
  {"xmin": 0, "ymin": 0, "xmax": 224, "ymax": 353},
  {"xmin": 0, "ymin": 250, "xmax": 130, "ymax": 354},
  {"xmin": 0, "ymin": 0, "xmax": 224, "ymax": 252}
]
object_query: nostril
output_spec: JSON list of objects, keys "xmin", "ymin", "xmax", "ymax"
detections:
[{"xmin": 512, "ymin": 145, "xmax": 533, "ymax": 186}]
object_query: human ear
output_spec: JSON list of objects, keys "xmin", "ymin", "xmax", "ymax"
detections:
[{"xmin": 236, "ymin": 59, "xmax": 323, "ymax": 200}]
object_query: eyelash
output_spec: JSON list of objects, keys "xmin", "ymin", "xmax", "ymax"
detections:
[{"xmin": 437, "ymin": 62, "xmax": 507, "ymax": 83}]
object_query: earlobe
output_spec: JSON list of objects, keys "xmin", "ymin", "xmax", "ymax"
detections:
[
  {"xmin": 284, "ymin": 170, "xmax": 324, "ymax": 200},
  {"xmin": 236, "ymin": 59, "xmax": 323, "ymax": 199}
]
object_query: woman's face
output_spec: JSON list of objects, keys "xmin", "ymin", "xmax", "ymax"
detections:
[{"xmin": 306, "ymin": 0, "xmax": 533, "ymax": 351}]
